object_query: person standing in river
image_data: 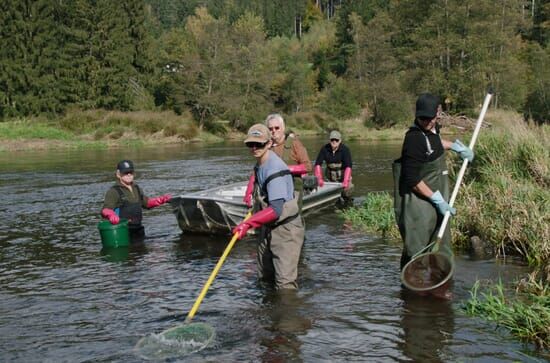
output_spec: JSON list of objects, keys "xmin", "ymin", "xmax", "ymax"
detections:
[
  {"xmin": 101, "ymin": 160, "xmax": 172, "ymax": 241},
  {"xmin": 393, "ymin": 93, "xmax": 474, "ymax": 274},
  {"xmin": 314, "ymin": 130, "xmax": 353, "ymax": 203},
  {"xmin": 234, "ymin": 124, "xmax": 305, "ymax": 290},
  {"xmin": 242, "ymin": 114, "xmax": 312, "ymax": 211}
]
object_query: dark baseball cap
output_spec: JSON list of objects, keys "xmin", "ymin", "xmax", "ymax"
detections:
[
  {"xmin": 116, "ymin": 160, "xmax": 134, "ymax": 173},
  {"xmin": 415, "ymin": 93, "xmax": 440, "ymax": 119}
]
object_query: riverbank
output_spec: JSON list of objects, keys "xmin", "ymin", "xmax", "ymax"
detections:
[
  {"xmin": 340, "ymin": 113, "xmax": 550, "ymax": 349},
  {"xmin": 0, "ymin": 108, "xmax": 482, "ymax": 152}
]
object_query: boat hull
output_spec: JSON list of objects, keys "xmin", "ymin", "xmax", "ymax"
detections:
[{"xmin": 171, "ymin": 181, "xmax": 343, "ymax": 235}]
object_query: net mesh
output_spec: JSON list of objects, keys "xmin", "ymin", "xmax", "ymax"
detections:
[
  {"xmin": 402, "ymin": 253, "xmax": 453, "ymax": 291},
  {"xmin": 134, "ymin": 322, "xmax": 215, "ymax": 360}
]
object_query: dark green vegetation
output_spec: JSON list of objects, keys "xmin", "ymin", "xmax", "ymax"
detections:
[
  {"xmin": 1, "ymin": 0, "xmax": 549, "ymax": 133},
  {"xmin": 464, "ymin": 279, "xmax": 549, "ymax": 349},
  {"xmin": 341, "ymin": 115, "xmax": 549, "ymax": 348},
  {"xmin": 339, "ymin": 191, "xmax": 399, "ymax": 239}
]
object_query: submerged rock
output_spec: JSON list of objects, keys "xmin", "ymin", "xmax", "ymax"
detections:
[{"xmin": 469, "ymin": 236, "xmax": 494, "ymax": 259}]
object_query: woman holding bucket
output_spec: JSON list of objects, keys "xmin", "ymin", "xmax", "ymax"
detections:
[
  {"xmin": 101, "ymin": 160, "xmax": 171, "ymax": 242},
  {"xmin": 393, "ymin": 93, "xmax": 474, "ymax": 275}
]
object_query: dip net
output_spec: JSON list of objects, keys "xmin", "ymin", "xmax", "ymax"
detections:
[
  {"xmin": 134, "ymin": 322, "xmax": 215, "ymax": 360},
  {"xmin": 401, "ymin": 252, "xmax": 454, "ymax": 292}
]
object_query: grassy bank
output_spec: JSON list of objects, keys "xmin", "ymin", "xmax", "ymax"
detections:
[
  {"xmin": 464, "ymin": 277, "xmax": 549, "ymax": 350},
  {"xmin": 0, "ymin": 109, "xmax": 219, "ymax": 151},
  {"xmin": 340, "ymin": 110, "xmax": 549, "ymax": 348},
  {"xmin": 0, "ymin": 107, "xmax": 479, "ymax": 151}
]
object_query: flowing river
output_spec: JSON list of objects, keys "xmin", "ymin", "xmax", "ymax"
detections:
[{"xmin": 0, "ymin": 138, "xmax": 544, "ymax": 362}]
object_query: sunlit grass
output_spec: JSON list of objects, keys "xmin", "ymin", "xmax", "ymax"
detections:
[
  {"xmin": 463, "ymin": 279, "xmax": 550, "ymax": 349},
  {"xmin": 453, "ymin": 115, "xmax": 550, "ymax": 273},
  {"xmin": 340, "ymin": 192, "xmax": 400, "ymax": 239},
  {"xmin": 0, "ymin": 119, "xmax": 73, "ymax": 140}
]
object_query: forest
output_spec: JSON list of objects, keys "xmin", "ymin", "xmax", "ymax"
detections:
[{"xmin": 1, "ymin": 0, "xmax": 548, "ymax": 131}]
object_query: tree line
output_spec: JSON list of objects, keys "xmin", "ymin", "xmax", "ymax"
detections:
[{"xmin": 1, "ymin": 0, "xmax": 548, "ymax": 129}]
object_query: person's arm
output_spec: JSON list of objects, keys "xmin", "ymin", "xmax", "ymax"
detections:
[
  {"xmin": 441, "ymin": 139, "xmax": 453, "ymax": 150},
  {"xmin": 401, "ymin": 133, "xmax": 427, "ymax": 189},
  {"xmin": 412, "ymin": 180, "xmax": 455, "ymax": 215},
  {"xmin": 342, "ymin": 145, "xmax": 352, "ymax": 169},
  {"xmin": 447, "ymin": 138, "xmax": 474, "ymax": 162},
  {"xmin": 232, "ymin": 182, "xmax": 285, "ymax": 240},
  {"xmin": 314, "ymin": 146, "xmax": 325, "ymax": 166},
  {"xmin": 411, "ymin": 180, "xmax": 433, "ymax": 199},
  {"xmin": 147, "ymin": 194, "xmax": 172, "ymax": 208},
  {"xmin": 314, "ymin": 147, "xmax": 326, "ymax": 186},
  {"xmin": 101, "ymin": 188, "xmax": 120, "ymax": 224},
  {"xmin": 291, "ymin": 139, "xmax": 312, "ymax": 172},
  {"xmin": 243, "ymin": 171, "xmax": 255, "ymax": 207}
]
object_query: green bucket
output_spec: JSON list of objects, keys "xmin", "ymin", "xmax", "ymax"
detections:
[{"xmin": 98, "ymin": 219, "xmax": 130, "ymax": 248}]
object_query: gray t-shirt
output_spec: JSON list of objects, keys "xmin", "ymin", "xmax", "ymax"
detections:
[{"xmin": 256, "ymin": 151, "xmax": 294, "ymax": 204}]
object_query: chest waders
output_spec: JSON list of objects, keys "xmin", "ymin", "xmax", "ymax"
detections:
[
  {"xmin": 281, "ymin": 137, "xmax": 304, "ymax": 211},
  {"xmin": 393, "ymin": 154, "xmax": 452, "ymax": 270},
  {"xmin": 252, "ymin": 169, "xmax": 304, "ymax": 290},
  {"xmin": 114, "ymin": 185, "xmax": 145, "ymax": 240},
  {"xmin": 326, "ymin": 162, "xmax": 343, "ymax": 182}
]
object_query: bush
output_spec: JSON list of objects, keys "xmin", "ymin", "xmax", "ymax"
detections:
[
  {"xmin": 318, "ymin": 76, "xmax": 363, "ymax": 119},
  {"xmin": 453, "ymin": 116, "xmax": 550, "ymax": 274},
  {"xmin": 286, "ymin": 111, "xmax": 335, "ymax": 131},
  {"xmin": 340, "ymin": 192, "xmax": 400, "ymax": 238}
]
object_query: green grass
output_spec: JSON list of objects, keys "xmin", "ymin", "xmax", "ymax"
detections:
[
  {"xmin": 339, "ymin": 111, "xmax": 550, "ymax": 349},
  {"xmin": 453, "ymin": 116, "xmax": 550, "ymax": 272},
  {"xmin": 463, "ymin": 279, "xmax": 550, "ymax": 349},
  {"xmin": 339, "ymin": 191, "xmax": 400, "ymax": 239},
  {"xmin": 0, "ymin": 119, "xmax": 74, "ymax": 140}
]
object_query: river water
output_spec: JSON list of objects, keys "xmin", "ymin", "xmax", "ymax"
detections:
[{"xmin": 0, "ymin": 138, "xmax": 544, "ymax": 362}]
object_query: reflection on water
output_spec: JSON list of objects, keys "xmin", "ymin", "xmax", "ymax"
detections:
[
  {"xmin": 399, "ymin": 290, "xmax": 454, "ymax": 362},
  {"xmin": 0, "ymin": 140, "xmax": 544, "ymax": 362},
  {"xmin": 260, "ymin": 290, "xmax": 313, "ymax": 363}
]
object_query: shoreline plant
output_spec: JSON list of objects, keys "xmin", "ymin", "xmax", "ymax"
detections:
[{"xmin": 341, "ymin": 112, "xmax": 549, "ymax": 349}]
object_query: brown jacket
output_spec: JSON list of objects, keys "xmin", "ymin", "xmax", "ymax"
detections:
[{"xmin": 271, "ymin": 136, "xmax": 312, "ymax": 172}]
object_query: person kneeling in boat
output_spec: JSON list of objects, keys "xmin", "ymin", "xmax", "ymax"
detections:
[
  {"xmin": 314, "ymin": 130, "xmax": 353, "ymax": 203},
  {"xmin": 101, "ymin": 160, "xmax": 171, "ymax": 241},
  {"xmin": 234, "ymin": 124, "xmax": 305, "ymax": 290}
]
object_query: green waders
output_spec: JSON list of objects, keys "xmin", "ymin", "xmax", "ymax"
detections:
[{"xmin": 393, "ymin": 154, "xmax": 452, "ymax": 270}]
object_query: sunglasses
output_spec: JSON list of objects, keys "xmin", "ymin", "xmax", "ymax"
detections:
[
  {"xmin": 268, "ymin": 126, "xmax": 281, "ymax": 131},
  {"xmin": 330, "ymin": 138, "xmax": 340, "ymax": 142},
  {"xmin": 122, "ymin": 171, "xmax": 134, "ymax": 176},
  {"xmin": 246, "ymin": 142, "xmax": 268, "ymax": 149}
]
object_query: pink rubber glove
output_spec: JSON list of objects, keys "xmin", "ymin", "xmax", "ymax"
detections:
[
  {"xmin": 314, "ymin": 165, "xmax": 324, "ymax": 187},
  {"xmin": 342, "ymin": 167, "xmax": 352, "ymax": 189},
  {"xmin": 232, "ymin": 207, "xmax": 278, "ymax": 239},
  {"xmin": 147, "ymin": 194, "xmax": 172, "ymax": 208},
  {"xmin": 288, "ymin": 164, "xmax": 307, "ymax": 177},
  {"xmin": 243, "ymin": 172, "xmax": 255, "ymax": 208},
  {"xmin": 101, "ymin": 208, "xmax": 120, "ymax": 225}
]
